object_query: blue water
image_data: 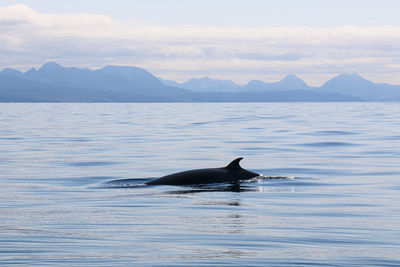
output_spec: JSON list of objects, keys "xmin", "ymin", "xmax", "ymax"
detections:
[{"xmin": 1, "ymin": 102, "xmax": 399, "ymax": 266}]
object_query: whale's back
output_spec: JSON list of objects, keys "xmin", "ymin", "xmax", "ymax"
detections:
[
  {"xmin": 146, "ymin": 168, "xmax": 231, "ymax": 185},
  {"xmin": 145, "ymin": 158, "xmax": 259, "ymax": 186}
]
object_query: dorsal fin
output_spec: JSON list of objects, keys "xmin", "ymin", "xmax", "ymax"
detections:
[{"xmin": 225, "ymin": 157, "xmax": 243, "ymax": 170}]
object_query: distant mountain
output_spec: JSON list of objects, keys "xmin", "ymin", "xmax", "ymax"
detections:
[
  {"xmin": 159, "ymin": 76, "xmax": 243, "ymax": 92},
  {"xmin": 1, "ymin": 68, "xmax": 24, "ymax": 77},
  {"xmin": 24, "ymin": 62, "xmax": 164, "ymax": 91},
  {"xmin": 1, "ymin": 62, "xmax": 398, "ymax": 102},
  {"xmin": 160, "ymin": 74, "xmax": 311, "ymax": 93},
  {"xmin": 0, "ymin": 62, "xmax": 194, "ymax": 102},
  {"xmin": 319, "ymin": 73, "xmax": 400, "ymax": 101},
  {"xmin": 244, "ymin": 75, "xmax": 310, "ymax": 91},
  {"xmin": 178, "ymin": 76, "xmax": 242, "ymax": 92}
]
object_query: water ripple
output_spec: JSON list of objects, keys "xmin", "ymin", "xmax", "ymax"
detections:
[{"xmin": 1, "ymin": 103, "xmax": 400, "ymax": 266}]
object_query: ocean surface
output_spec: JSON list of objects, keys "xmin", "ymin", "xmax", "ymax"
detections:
[{"xmin": 1, "ymin": 102, "xmax": 400, "ymax": 266}]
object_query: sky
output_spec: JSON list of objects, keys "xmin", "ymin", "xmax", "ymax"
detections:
[{"xmin": 1, "ymin": 0, "xmax": 400, "ymax": 85}]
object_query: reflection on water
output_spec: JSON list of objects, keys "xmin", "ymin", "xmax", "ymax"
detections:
[
  {"xmin": 101, "ymin": 175, "xmax": 292, "ymax": 192},
  {"xmin": 1, "ymin": 102, "xmax": 400, "ymax": 266},
  {"xmin": 163, "ymin": 183, "xmax": 252, "ymax": 194}
]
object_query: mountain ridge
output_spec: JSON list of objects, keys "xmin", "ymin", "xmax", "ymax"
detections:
[
  {"xmin": 1, "ymin": 62, "xmax": 399, "ymax": 102},
  {"xmin": 160, "ymin": 73, "xmax": 400, "ymax": 100}
]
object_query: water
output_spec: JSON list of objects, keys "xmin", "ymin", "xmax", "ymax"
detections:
[{"xmin": 1, "ymin": 102, "xmax": 399, "ymax": 266}]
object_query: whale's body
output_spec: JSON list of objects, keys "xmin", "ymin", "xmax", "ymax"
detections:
[{"xmin": 145, "ymin": 158, "xmax": 259, "ymax": 186}]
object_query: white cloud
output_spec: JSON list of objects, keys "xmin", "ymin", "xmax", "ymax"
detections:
[{"xmin": 1, "ymin": 4, "xmax": 400, "ymax": 85}]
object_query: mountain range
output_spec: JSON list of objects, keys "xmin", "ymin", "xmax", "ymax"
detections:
[{"xmin": 1, "ymin": 62, "xmax": 399, "ymax": 102}]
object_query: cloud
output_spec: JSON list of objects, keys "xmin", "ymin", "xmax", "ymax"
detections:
[{"xmin": 1, "ymin": 4, "xmax": 400, "ymax": 85}]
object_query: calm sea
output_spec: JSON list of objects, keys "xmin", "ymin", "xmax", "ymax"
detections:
[{"xmin": 1, "ymin": 102, "xmax": 399, "ymax": 266}]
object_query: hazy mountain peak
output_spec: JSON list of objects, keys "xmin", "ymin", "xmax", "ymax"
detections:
[
  {"xmin": 185, "ymin": 76, "xmax": 214, "ymax": 83},
  {"xmin": 180, "ymin": 76, "xmax": 242, "ymax": 92},
  {"xmin": 1, "ymin": 68, "xmax": 23, "ymax": 76},
  {"xmin": 39, "ymin": 61, "xmax": 63, "ymax": 71},
  {"xmin": 335, "ymin": 73, "xmax": 362, "ymax": 79},
  {"xmin": 244, "ymin": 75, "xmax": 308, "ymax": 91},
  {"xmin": 323, "ymin": 73, "xmax": 374, "ymax": 87},
  {"xmin": 280, "ymin": 74, "xmax": 308, "ymax": 88},
  {"xmin": 24, "ymin": 67, "xmax": 38, "ymax": 75},
  {"xmin": 99, "ymin": 65, "xmax": 150, "ymax": 76},
  {"xmin": 25, "ymin": 62, "xmax": 88, "ymax": 83},
  {"xmin": 198, "ymin": 76, "xmax": 212, "ymax": 81},
  {"xmin": 282, "ymin": 74, "xmax": 302, "ymax": 82},
  {"xmin": 96, "ymin": 65, "xmax": 163, "ymax": 88},
  {"xmin": 318, "ymin": 72, "xmax": 398, "ymax": 100}
]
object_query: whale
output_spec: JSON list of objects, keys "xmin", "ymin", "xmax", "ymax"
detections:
[{"xmin": 145, "ymin": 157, "xmax": 259, "ymax": 186}]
